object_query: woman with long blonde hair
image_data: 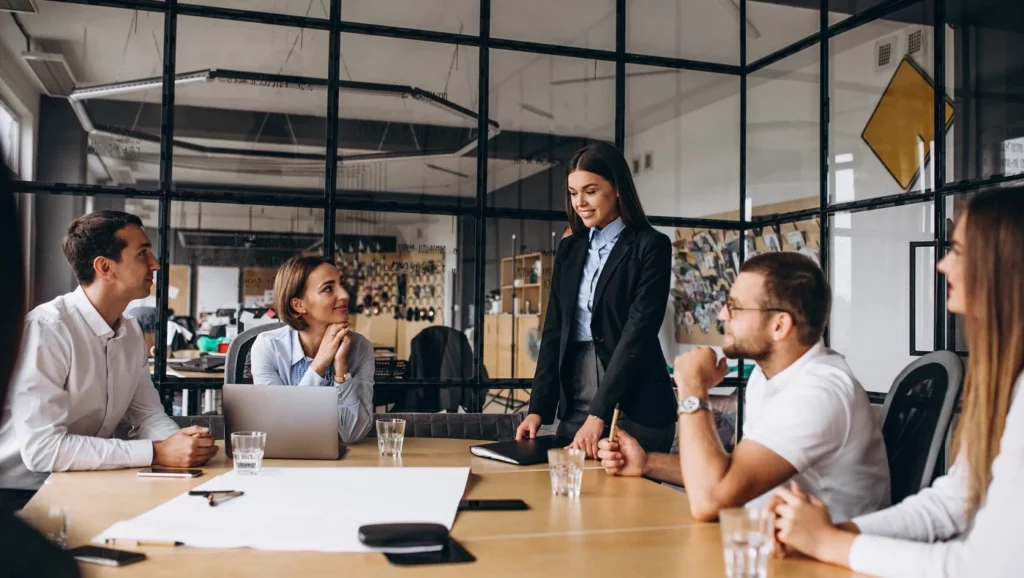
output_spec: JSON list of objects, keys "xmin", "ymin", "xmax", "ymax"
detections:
[{"xmin": 769, "ymin": 187, "xmax": 1024, "ymax": 577}]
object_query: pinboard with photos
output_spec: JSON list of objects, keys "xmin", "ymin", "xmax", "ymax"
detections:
[{"xmin": 672, "ymin": 219, "xmax": 820, "ymax": 346}]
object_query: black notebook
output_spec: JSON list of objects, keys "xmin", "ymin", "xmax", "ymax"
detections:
[{"xmin": 469, "ymin": 436, "xmax": 574, "ymax": 466}]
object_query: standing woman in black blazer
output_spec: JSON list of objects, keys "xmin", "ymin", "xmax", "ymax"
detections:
[{"xmin": 515, "ymin": 143, "xmax": 677, "ymax": 457}]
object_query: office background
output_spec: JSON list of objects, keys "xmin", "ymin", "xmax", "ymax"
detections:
[{"xmin": 1, "ymin": 0, "xmax": 1021, "ymax": 429}]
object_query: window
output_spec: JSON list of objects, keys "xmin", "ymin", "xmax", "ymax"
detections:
[
  {"xmin": 0, "ymin": 98, "xmax": 18, "ymax": 175},
  {"xmin": 747, "ymin": 46, "xmax": 820, "ymax": 217},
  {"xmin": 625, "ymin": 65, "xmax": 741, "ymax": 219}
]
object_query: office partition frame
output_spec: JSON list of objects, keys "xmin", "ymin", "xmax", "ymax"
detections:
[{"xmin": 11, "ymin": 0, "xmax": 1023, "ymax": 415}]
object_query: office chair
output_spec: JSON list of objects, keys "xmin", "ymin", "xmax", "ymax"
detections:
[
  {"xmin": 879, "ymin": 351, "xmax": 964, "ymax": 504},
  {"xmin": 401, "ymin": 326, "xmax": 480, "ymax": 412},
  {"xmin": 368, "ymin": 412, "xmax": 524, "ymax": 442},
  {"xmin": 225, "ymin": 322, "xmax": 284, "ymax": 385},
  {"xmin": 115, "ymin": 415, "xmax": 226, "ymax": 440},
  {"xmin": 171, "ymin": 415, "xmax": 226, "ymax": 439},
  {"xmin": 374, "ymin": 357, "xmax": 396, "ymax": 379}
]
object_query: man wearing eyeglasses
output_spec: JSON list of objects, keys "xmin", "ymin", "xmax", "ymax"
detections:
[{"xmin": 598, "ymin": 252, "xmax": 890, "ymax": 523}]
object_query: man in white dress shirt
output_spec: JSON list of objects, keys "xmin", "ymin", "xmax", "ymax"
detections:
[{"xmin": 0, "ymin": 211, "xmax": 217, "ymax": 507}]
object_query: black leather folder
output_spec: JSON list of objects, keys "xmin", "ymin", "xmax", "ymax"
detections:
[{"xmin": 469, "ymin": 436, "xmax": 574, "ymax": 466}]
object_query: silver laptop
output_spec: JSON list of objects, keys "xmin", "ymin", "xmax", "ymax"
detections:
[{"xmin": 223, "ymin": 383, "xmax": 344, "ymax": 460}]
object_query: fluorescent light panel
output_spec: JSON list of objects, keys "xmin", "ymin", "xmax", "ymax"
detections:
[
  {"xmin": 71, "ymin": 71, "xmax": 210, "ymax": 100},
  {"xmin": 22, "ymin": 52, "xmax": 76, "ymax": 97},
  {"xmin": 0, "ymin": 0, "xmax": 37, "ymax": 14}
]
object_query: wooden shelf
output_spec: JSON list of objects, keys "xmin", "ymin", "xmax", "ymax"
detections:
[
  {"xmin": 502, "ymin": 284, "xmax": 541, "ymax": 289},
  {"xmin": 501, "ymin": 252, "xmax": 545, "ymax": 261}
]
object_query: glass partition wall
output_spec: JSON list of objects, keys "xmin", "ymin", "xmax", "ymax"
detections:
[{"xmin": 8, "ymin": 0, "xmax": 1021, "ymax": 420}]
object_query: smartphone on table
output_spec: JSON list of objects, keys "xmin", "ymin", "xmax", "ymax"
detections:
[
  {"xmin": 458, "ymin": 499, "xmax": 529, "ymax": 511},
  {"xmin": 68, "ymin": 546, "xmax": 147, "ymax": 567},
  {"xmin": 137, "ymin": 467, "xmax": 203, "ymax": 478}
]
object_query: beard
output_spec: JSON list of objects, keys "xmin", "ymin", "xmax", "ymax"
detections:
[{"xmin": 722, "ymin": 332, "xmax": 773, "ymax": 361}]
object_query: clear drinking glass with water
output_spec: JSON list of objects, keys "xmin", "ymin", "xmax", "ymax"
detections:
[
  {"xmin": 17, "ymin": 507, "xmax": 68, "ymax": 548},
  {"xmin": 231, "ymin": 431, "xmax": 266, "ymax": 475},
  {"xmin": 547, "ymin": 448, "xmax": 585, "ymax": 497},
  {"xmin": 719, "ymin": 507, "xmax": 775, "ymax": 578},
  {"xmin": 376, "ymin": 418, "xmax": 406, "ymax": 457}
]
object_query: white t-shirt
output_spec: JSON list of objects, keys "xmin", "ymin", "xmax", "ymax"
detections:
[{"xmin": 742, "ymin": 341, "xmax": 891, "ymax": 522}]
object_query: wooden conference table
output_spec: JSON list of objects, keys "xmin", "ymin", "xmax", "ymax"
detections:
[{"xmin": 25, "ymin": 439, "xmax": 867, "ymax": 577}]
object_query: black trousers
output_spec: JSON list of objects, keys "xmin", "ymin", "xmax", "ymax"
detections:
[{"xmin": 555, "ymin": 341, "xmax": 675, "ymax": 454}]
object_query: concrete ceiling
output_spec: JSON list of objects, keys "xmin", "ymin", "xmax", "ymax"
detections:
[{"xmin": 0, "ymin": 0, "xmax": 955, "ymax": 192}]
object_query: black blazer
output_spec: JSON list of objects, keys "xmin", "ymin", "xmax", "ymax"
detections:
[{"xmin": 528, "ymin": 225, "xmax": 677, "ymax": 428}]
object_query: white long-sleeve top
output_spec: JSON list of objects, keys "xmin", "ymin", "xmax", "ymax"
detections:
[
  {"xmin": 848, "ymin": 371, "xmax": 1024, "ymax": 578},
  {"xmin": 248, "ymin": 325, "xmax": 374, "ymax": 444},
  {"xmin": 0, "ymin": 288, "xmax": 180, "ymax": 491}
]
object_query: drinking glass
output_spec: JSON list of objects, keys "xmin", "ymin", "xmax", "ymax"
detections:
[
  {"xmin": 231, "ymin": 431, "xmax": 266, "ymax": 475},
  {"xmin": 547, "ymin": 448, "xmax": 585, "ymax": 497},
  {"xmin": 18, "ymin": 507, "xmax": 69, "ymax": 548},
  {"xmin": 719, "ymin": 507, "xmax": 774, "ymax": 578},
  {"xmin": 376, "ymin": 418, "xmax": 406, "ymax": 457}
]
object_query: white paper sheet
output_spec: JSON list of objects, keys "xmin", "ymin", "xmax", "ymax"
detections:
[{"xmin": 93, "ymin": 467, "xmax": 470, "ymax": 552}]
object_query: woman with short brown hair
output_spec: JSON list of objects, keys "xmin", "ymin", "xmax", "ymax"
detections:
[{"xmin": 249, "ymin": 254, "xmax": 374, "ymax": 444}]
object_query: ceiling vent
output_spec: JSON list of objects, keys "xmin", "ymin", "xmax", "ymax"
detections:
[
  {"xmin": 874, "ymin": 35, "xmax": 898, "ymax": 72},
  {"xmin": 178, "ymin": 230, "xmax": 321, "ymax": 251},
  {"xmin": 906, "ymin": 27, "xmax": 930, "ymax": 66},
  {"xmin": 0, "ymin": 0, "xmax": 37, "ymax": 14},
  {"xmin": 22, "ymin": 52, "xmax": 77, "ymax": 96}
]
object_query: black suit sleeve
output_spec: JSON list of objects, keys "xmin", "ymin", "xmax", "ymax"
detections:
[
  {"xmin": 589, "ymin": 232, "xmax": 671, "ymax": 421},
  {"xmin": 528, "ymin": 237, "xmax": 568, "ymax": 423}
]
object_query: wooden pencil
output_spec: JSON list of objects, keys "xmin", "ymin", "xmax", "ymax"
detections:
[{"xmin": 608, "ymin": 407, "xmax": 621, "ymax": 442}]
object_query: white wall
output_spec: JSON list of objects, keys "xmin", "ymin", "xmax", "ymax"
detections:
[
  {"xmin": 627, "ymin": 19, "xmax": 948, "ymax": 392},
  {"xmin": 393, "ymin": 214, "xmax": 459, "ymax": 327}
]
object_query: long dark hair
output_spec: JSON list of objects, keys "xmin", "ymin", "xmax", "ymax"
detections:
[
  {"xmin": 0, "ymin": 148, "xmax": 26, "ymax": 406},
  {"xmin": 565, "ymin": 142, "xmax": 652, "ymax": 234}
]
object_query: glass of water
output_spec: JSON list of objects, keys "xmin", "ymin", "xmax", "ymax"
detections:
[
  {"xmin": 547, "ymin": 448, "xmax": 585, "ymax": 497},
  {"xmin": 231, "ymin": 431, "xmax": 266, "ymax": 475},
  {"xmin": 376, "ymin": 418, "xmax": 406, "ymax": 457},
  {"xmin": 17, "ymin": 507, "xmax": 68, "ymax": 548},
  {"xmin": 719, "ymin": 507, "xmax": 775, "ymax": 578}
]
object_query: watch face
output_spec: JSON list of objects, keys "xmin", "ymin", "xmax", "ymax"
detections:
[{"xmin": 681, "ymin": 397, "xmax": 701, "ymax": 413}]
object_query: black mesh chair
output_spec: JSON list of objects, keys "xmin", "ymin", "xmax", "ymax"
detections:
[
  {"xmin": 368, "ymin": 413, "xmax": 524, "ymax": 442},
  {"xmin": 374, "ymin": 357, "xmax": 396, "ymax": 379},
  {"xmin": 225, "ymin": 322, "xmax": 284, "ymax": 384},
  {"xmin": 114, "ymin": 415, "xmax": 226, "ymax": 440},
  {"xmin": 171, "ymin": 415, "xmax": 226, "ymax": 440},
  {"xmin": 880, "ymin": 351, "xmax": 964, "ymax": 504},
  {"xmin": 399, "ymin": 327, "xmax": 479, "ymax": 412}
]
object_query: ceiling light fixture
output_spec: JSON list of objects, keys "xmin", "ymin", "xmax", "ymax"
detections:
[
  {"xmin": 22, "ymin": 52, "xmax": 76, "ymax": 96},
  {"xmin": 0, "ymin": 0, "xmax": 37, "ymax": 14},
  {"xmin": 70, "ymin": 70, "xmax": 211, "ymax": 101},
  {"xmin": 519, "ymin": 103, "xmax": 555, "ymax": 120}
]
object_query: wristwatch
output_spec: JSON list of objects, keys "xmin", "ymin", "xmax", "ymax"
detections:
[
  {"xmin": 333, "ymin": 372, "xmax": 352, "ymax": 385},
  {"xmin": 677, "ymin": 396, "xmax": 711, "ymax": 415}
]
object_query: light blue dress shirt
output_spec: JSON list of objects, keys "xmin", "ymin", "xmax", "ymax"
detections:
[
  {"xmin": 249, "ymin": 325, "xmax": 375, "ymax": 444},
  {"xmin": 573, "ymin": 216, "xmax": 625, "ymax": 342}
]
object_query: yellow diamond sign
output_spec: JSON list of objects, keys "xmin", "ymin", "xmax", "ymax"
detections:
[{"xmin": 862, "ymin": 56, "xmax": 954, "ymax": 191}]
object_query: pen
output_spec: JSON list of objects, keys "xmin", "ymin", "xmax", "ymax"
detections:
[
  {"xmin": 208, "ymin": 490, "xmax": 244, "ymax": 506},
  {"xmin": 105, "ymin": 539, "xmax": 183, "ymax": 547},
  {"xmin": 189, "ymin": 490, "xmax": 238, "ymax": 497},
  {"xmin": 608, "ymin": 406, "xmax": 621, "ymax": 442}
]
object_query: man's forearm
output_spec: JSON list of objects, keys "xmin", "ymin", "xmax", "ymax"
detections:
[
  {"xmin": 677, "ymin": 407, "xmax": 731, "ymax": 519},
  {"xmin": 643, "ymin": 452, "xmax": 685, "ymax": 486}
]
